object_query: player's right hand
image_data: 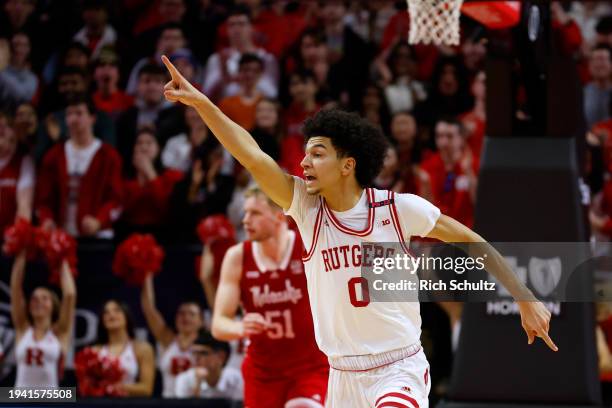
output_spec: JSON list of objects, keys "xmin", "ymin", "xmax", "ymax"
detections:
[
  {"xmin": 241, "ymin": 313, "xmax": 268, "ymax": 337},
  {"xmin": 161, "ymin": 55, "xmax": 203, "ymax": 107}
]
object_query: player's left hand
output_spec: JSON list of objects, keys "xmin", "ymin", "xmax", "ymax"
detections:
[
  {"xmin": 242, "ymin": 313, "xmax": 268, "ymax": 337},
  {"xmin": 517, "ymin": 301, "xmax": 558, "ymax": 351}
]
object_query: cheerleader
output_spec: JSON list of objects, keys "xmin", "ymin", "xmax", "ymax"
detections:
[
  {"xmin": 94, "ymin": 299, "xmax": 154, "ymax": 396},
  {"xmin": 11, "ymin": 253, "xmax": 76, "ymax": 387},
  {"xmin": 141, "ymin": 275, "xmax": 203, "ymax": 397}
]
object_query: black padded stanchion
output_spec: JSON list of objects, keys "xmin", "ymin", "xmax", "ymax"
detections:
[
  {"xmin": 439, "ymin": 138, "xmax": 600, "ymax": 408},
  {"xmin": 438, "ymin": 0, "xmax": 600, "ymax": 406}
]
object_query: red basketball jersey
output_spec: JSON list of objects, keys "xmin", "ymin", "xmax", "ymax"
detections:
[{"xmin": 240, "ymin": 231, "xmax": 328, "ymax": 375}]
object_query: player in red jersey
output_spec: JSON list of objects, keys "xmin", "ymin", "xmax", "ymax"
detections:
[{"xmin": 210, "ymin": 186, "xmax": 328, "ymax": 408}]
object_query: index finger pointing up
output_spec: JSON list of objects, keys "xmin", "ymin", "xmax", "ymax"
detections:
[{"xmin": 161, "ymin": 55, "xmax": 181, "ymax": 82}]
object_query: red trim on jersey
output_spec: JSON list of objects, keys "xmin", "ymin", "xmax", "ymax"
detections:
[
  {"xmin": 302, "ymin": 200, "xmax": 323, "ymax": 262},
  {"xmin": 323, "ymin": 188, "xmax": 375, "ymax": 236},
  {"xmin": 376, "ymin": 392, "xmax": 419, "ymax": 408},
  {"xmin": 424, "ymin": 367, "xmax": 429, "ymax": 386},
  {"xmin": 330, "ymin": 345, "xmax": 421, "ymax": 372},
  {"xmin": 376, "ymin": 402, "xmax": 412, "ymax": 408},
  {"xmin": 388, "ymin": 191, "xmax": 411, "ymax": 254}
]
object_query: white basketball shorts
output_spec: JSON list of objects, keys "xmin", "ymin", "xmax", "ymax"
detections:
[{"xmin": 325, "ymin": 342, "xmax": 431, "ymax": 408}]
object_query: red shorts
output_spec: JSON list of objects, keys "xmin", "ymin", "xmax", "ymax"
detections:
[{"xmin": 242, "ymin": 360, "xmax": 329, "ymax": 408}]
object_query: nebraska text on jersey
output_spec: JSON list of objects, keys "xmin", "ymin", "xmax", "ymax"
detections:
[{"xmin": 250, "ymin": 280, "xmax": 303, "ymax": 307}]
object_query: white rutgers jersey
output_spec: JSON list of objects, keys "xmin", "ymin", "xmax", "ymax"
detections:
[
  {"xmin": 286, "ymin": 177, "xmax": 440, "ymax": 358},
  {"xmin": 159, "ymin": 339, "xmax": 195, "ymax": 398},
  {"xmin": 15, "ymin": 328, "xmax": 62, "ymax": 387}
]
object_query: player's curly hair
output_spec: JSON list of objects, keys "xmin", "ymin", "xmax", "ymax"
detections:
[{"xmin": 302, "ymin": 109, "xmax": 389, "ymax": 188}]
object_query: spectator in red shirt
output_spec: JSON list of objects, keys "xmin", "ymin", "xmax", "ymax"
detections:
[
  {"xmin": 460, "ymin": 70, "xmax": 486, "ymax": 158},
  {"xmin": 117, "ymin": 127, "xmax": 182, "ymax": 241},
  {"xmin": 420, "ymin": 117, "xmax": 478, "ymax": 228},
  {"xmin": 216, "ymin": 0, "xmax": 307, "ymax": 59},
  {"xmin": 92, "ymin": 48, "xmax": 134, "ymax": 120},
  {"xmin": 218, "ymin": 53, "xmax": 265, "ymax": 131},
  {"xmin": 0, "ymin": 112, "xmax": 35, "ymax": 233},
  {"xmin": 36, "ymin": 93, "xmax": 123, "ymax": 238},
  {"xmin": 281, "ymin": 69, "xmax": 320, "ymax": 176},
  {"xmin": 550, "ymin": 2, "xmax": 583, "ymax": 58},
  {"xmin": 389, "ymin": 112, "xmax": 421, "ymax": 195}
]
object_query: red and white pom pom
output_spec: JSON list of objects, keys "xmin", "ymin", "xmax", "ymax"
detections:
[
  {"xmin": 197, "ymin": 215, "xmax": 236, "ymax": 245},
  {"xmin": 112, "ymin": 234, "xmax": 165, "ymax": 287},
  {"xmin": 194, "ymin": 216, "xmax": 236, "ymax": 284},
  {"xmin": 37, "ymin": 229, "xmax": 78, "ymax": 285},
  {"xmin": 2, "ymin": 218, "xmax": 37, "ymax": 258},
  {"xmin": 74, "ymin": 347, "xmax": 126, "ymax": 397}
]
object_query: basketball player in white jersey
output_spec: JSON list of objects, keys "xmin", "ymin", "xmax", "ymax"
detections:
[
  {"xmin": 10, "ymin": 252, "xmax": 76, "ymax": 388},
  {"xmin": 141, "ymin": 276, "xmax": 204, "ymax": 397},
  {"xmin": 161, "ymin": 56, "xmax": 557, "ymax": 408}
]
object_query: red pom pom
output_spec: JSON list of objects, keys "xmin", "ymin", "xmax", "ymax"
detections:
[
  {"xmin": 37, "ymin": 229, "xmax": 78, "ymax": 285},
  {"xmin": 113, "ymin": 234, "xmax": 165, "ymax": 287},
  {"xmin": 197, "ymin": 215, "xmax": 236, "ymax": 245},
  {"xmin": 2, "ymin": 218, "xmax": 37, "ymax": 258},
  {"xmin": 75, "ymin": 347, "xmax": 126, "ymax": 397}
]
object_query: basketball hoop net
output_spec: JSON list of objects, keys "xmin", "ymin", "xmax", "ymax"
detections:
[{"xmin": 406, "ymin": 0, "xmax": 464, "ymax": 46}]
